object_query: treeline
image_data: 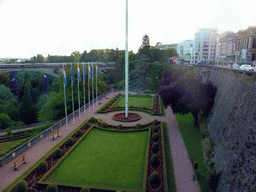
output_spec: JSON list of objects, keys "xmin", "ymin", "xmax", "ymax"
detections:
[
  {"xmin": 0, "ymin": 65, "xmax": 108, "ymax": 129},
  {"xmin": 0, "ymin": 71, "xmax": 54, "ymax": 129}
]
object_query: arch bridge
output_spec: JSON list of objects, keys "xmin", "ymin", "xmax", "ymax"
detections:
[{"xmin": 0, "ymin": 62, "xmax": 115, "ymax": 76}]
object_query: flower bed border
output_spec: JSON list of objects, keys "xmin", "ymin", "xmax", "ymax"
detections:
[{"xmin": 112, "ymin": 112, "xmax": 141, "ymax": 122}]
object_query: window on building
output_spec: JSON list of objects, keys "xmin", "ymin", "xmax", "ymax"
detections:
[{"xmin": 252, "ymin": 38, "xmax": 256, "ymax": 49}]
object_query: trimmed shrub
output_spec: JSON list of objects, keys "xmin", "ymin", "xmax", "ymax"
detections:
[
  {"xmin": 151, "ymin": 142, "xmax": 160, "ymax": 153},
  {"xmin": 75, "ymin": 130, "xmax": 83, "ymax": 137},
  {"xmin": 80, "ymin": 188, "xmax": 91, "ymax": 192},
  {"xmin": 130, "ymin": 105, "xmax": 133, "ymax": 108},
  {"xmin": 101, "ymin": 122, "xmax": 107, "ymax": 128},
  {"xmin": 5, "ymin": 127, "xmax": 12, "ymax": 135},
  {"xmin": 54, "ymin": 148, "xmax": 63, "ymax": 159},
  {"xmin": 135, "ymin": 123, "xmax": 141, "ymax": 130},
  {"xmin": 15, "ymin": 180, "xmax": 28, "ymax": 192},
  {"xmin": 150, "ymin": 154, "xmax": 161, "ymax": 167},
  {"xmin": 118, "ymin": 124, "xmax": 123, "ymax": 130},
  {"xmin": 153, "ymin": 119, "xmax": 158, "ymax": 125},
  {"xmin": 89, "ymin": 117, "xmax": 95, "ymax": 123},
  {"xmin": 84, "ymin": 122, "xmax": 90, "ymax": 129},
  {"xmin": 46, "ymin": 184, "xmax": 58, "ymax": 192},
  {"xmin": 152, "ymin": 133, "xmax": 159, "ymax": 142},
  {"xmin": 66, "ymin": 138, "xmax": 74, "ymax": 146},
  {"xmin": 104, "ymin": 105, "xmax": 108, "ymax": 110},
  {"xmin": 38, "ymin": 161, "xmax": 48, "ymax": 172},
  {"xmin": 142, "ymin": 106, "xmax": 146, "ymax": 110},
  {"xmin": 153, "ymin": 126, "xmax": 158, "ymax": 133},
  {"xmin": 149, "ymin": 172, "xmax": 161, "ymax": 189}
]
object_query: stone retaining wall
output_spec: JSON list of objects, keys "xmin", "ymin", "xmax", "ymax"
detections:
[{"xmin": 194, "ymin": 66, "xmax": 256, "ymax": 191}]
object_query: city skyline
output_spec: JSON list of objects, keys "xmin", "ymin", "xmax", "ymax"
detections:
[{"xmin": 0, "ymin": 0, "xmax": 256, "ymax": 58}]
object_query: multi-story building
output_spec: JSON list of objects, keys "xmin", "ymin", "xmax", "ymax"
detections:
[
  {"xmin": 232, "ymin": 26, "xmax": 256, "ymax": 63},
  {"xmin": 192, "ymin": 28, "xmax": 218, "ymax": 64},
  {"xmin": 177, "ymin": 40, "xmax": 193, "ymax": 63},
  {"xmin": 216, "ymin": 31, "xmax": 236, "ymax": 64}
]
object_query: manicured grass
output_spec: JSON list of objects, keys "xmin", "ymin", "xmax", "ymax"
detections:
[
  {"xmin": 176, "ymin": 113, "xmax": 210, "ymax": 192},
  {"xmin": 162, "ymin": 122, "xmax": 177, "ymax": 192},
  {"xmin": 0, "ymin": 124, "xmax": 53, "ymax": 158},
  {"xmin": 114, "ymin": 96, "xmax": 152, "ymax": 109},
  {"xmin": 0, "ymin": 138, "xmax": 28, "ymax": 157},
  {"xmin": 44, "ymin": 128, "xmax": 149, "ymax": 190}
]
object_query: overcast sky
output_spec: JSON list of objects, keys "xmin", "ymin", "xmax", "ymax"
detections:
[{"xmin": 0, "ymin": 0, "xmax": 256, "ymax": 58}]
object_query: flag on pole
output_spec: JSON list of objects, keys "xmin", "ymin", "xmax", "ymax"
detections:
[
  {"xmin": 71, "ymin": 64, "xmax": 74, "ymax": 84},
  {"xmin": 83, "ymin": 63, "xmax": 86, "ymax": 84},
  {"xmin": 88, "ymin": 63, "xmax": 91, "ymax": 79},
  {"xmin": 77, "ymin": 64, "xmax": 81, "ymax": 82},
  {"xmin": 96, "ymin": 63, "xmax": 98, "ymax": 78},
  {"xmin": 92, "ymin": 64, "xmax": 94, "ymax": 78},
  {"xmin": 63, "ymin": 65, "xmax": 67, "ymax": 87}
]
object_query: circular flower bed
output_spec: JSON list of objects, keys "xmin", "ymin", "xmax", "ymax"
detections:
[{"xmin": 112, "ymin": 112, "xmax": 141, "ymax": 122}]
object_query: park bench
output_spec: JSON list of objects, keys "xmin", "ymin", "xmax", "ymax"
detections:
[
  {"xmin": 52, "ymin": 130, "xmax": 60, "ymax": 140},
  {"xmin": 13, "ymin": 154, "xmax": 26, "ymax": 171}
]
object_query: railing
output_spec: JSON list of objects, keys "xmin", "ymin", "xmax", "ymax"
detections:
[
  {"xmin": 0, "ymin": 121, "xmax": 57, "ymax": 134},
  {"xmin": 0, "ymin": 89, "xmax": 111, "ymax": 167}
]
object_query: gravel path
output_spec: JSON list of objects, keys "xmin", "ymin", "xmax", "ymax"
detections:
[{"xmin": 0, "ymin": 91, "xmax": 200, "ymax": 192}]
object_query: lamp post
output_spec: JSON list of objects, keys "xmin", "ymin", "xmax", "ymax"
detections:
[{"xmin": 125, "ymin": 0, "xmax": 129, "ymax": 118}]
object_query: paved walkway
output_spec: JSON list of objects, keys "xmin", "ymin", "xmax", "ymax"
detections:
[{"xmin": 0, "ymin": 91, "xmax": 200, "ymax": 192}]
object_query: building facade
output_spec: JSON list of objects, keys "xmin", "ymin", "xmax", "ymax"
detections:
[
  {"xmin": 177, "ymin": 40, "xmax": 193, "ymax": 63},
  {"xmin": 192, "ymin": 28, "xmax": 218, "ymax": 64},
  {"xmin": 217, "ymin": 26, "xmax": 256, "ymax": 64}
]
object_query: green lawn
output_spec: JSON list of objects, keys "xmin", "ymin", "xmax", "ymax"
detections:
[
  {"xmin": 114, "ymin": 96, "xmax": 152, "ymax": 109},
  {"xmin": 0, "ymin": 124, "xmax": 53, "ymax": 158},
  {"xmin": 176, "ymin": 113, "xmax": 210, "ymax": 192},
  {"xmin": 44, "ymin": 128, "xmax": 149, "ymax": 190}
]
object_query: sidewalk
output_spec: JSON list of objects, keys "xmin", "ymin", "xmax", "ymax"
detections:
[
  {"xmin": 0, "ymin": 92, "xmax": 200, "ymax": 192},
  {"xmin": 163, "ymin": 106, "xmax": 200, "ymax": 192}
]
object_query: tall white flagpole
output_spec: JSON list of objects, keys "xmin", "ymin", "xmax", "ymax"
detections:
[{"xmin": 125, "ymin": 0, "xmax": 129, "ymax": 118}]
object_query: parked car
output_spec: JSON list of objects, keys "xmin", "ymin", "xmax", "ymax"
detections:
[
  {"xmin": 239, "ymin": 64, "xmax": 253, "ymax": 71},
  {"xmin": 232, "ymin": 63, "xmax": 240, "ymax": 69}
]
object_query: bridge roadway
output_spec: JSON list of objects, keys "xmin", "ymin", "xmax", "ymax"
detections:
[
  {"xmin": 0, "ymin": 91, "xmax": 200, "ymax": 192},
  {"xmin": 0, "ymin": 62, "xmax": 114, "ymax": 76}
]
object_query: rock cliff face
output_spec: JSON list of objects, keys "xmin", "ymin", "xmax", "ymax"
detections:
[{"xmin": 197, "ymin": 66, "xmax": 256, "ymax": 191}]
